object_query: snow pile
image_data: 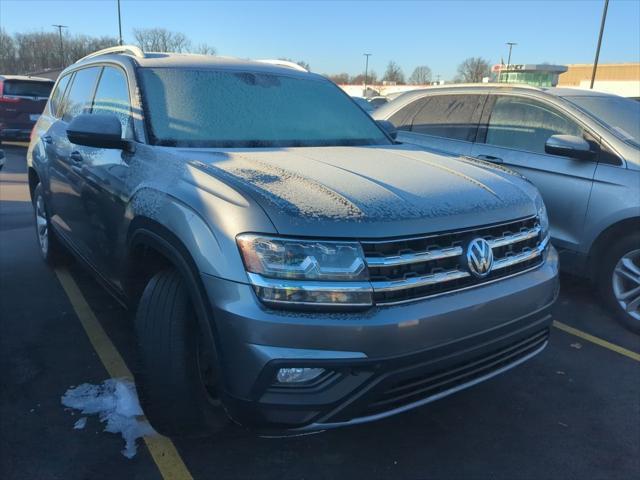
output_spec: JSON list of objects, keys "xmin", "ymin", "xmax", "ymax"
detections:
[{"xmin": 61, "ymin": 379, "xmax": 155, "ymax": 458}]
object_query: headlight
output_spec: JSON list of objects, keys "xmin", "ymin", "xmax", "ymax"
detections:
[
  {"xmin": 535, "ymin": 195, "xmax": 550, "ymax": 239},
  {"xmin": 237, "ymin": 234, "xmax": 372, "ymax": 309}
]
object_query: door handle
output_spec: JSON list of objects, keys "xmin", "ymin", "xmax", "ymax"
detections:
[
  {"xmin": 70, "ymin": 151, "xmax": 84, "ymax": 164},
  {"xmin": 476, "ymin": 154, "xmax": 503, "ymax": 164},
  {"xmin": 42, "ymin": 135, "xmax": 53, "ymax": 144}
]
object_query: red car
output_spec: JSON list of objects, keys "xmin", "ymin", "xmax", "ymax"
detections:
[{"xmin": 0, "ymin": 75, "xmax": 54, "ymax": 143}]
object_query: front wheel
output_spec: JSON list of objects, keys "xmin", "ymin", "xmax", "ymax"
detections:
[
  {"xmin": 32, "ymin": 183, "xmax": 70, "ymax": 265},
  {"xmin": 598, "ymin": 234, "xmax": 640, "ymax": 333},
  {"xmin": 134, "ymin": 268, "xmax": 230, "ymax": 437}
]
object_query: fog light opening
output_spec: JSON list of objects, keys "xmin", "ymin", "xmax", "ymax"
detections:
[{"xmin": 276, "ymin": 367, "xmax": 326, "ymax": 384}]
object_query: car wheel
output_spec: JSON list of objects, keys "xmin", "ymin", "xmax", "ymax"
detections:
[
  {"xmin": 33, "ymin": 183, "xmax": 69, "ymax": 265},
  {"xmin": 598, "ymin": 233, "xmax": 640, "ymax": 333},
  {"xmin": 134, "ymin": 268, "xmax": 229, "ymax": 437}
]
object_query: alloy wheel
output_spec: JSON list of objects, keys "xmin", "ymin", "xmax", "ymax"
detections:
[
  {"xmin": 612, "ymin": 248, "xmax": 640, "ymax": 322},
  {"xmin": 35, "ymin": 194, "xmax": 49, "ymax": 257}
]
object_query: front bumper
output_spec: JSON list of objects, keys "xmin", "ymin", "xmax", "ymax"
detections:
[{"xmin": 202, "ymin": 246, "xmax": 559, "ymax": 431}]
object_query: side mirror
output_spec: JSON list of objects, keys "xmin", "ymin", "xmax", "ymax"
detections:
[
  {"xmin": 376, "ymin": 119, "xmax": 398, "ymax": 140},
  {"xmin": 67, "ymin": 113, "xmax": 131, "ymax": 151},
  {"xmin": 545, "ymin": 134, "xmax": 594, "ymax": 160}
]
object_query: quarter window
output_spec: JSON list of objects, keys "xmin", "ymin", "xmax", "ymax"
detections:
[
  {"xmin": 485, "ymin": 96, "xmax": 583, "ymax": 155},
  {"xmin": 49, "ymin": 74, "xmax": 71, "ymax": 118},
  {"xmin": 62, "ymin": 67, "xmax": 101, "ymax": 123},
  {"xmin": 92, "ymin": 67, "xmax": 133, "ymax": 138}
]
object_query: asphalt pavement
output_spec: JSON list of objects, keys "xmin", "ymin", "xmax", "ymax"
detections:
[{"xmin": 1, "ymin": 144, "xmax": 638, "ymax": 480}]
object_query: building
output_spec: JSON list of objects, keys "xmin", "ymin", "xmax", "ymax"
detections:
[
  {"xmin": 491, "ymin": 64, "xmax": 568, "ymax": 87},
  {"xmin": 558, "ymin": 63, "xmax": 640, "ymax": 98}
]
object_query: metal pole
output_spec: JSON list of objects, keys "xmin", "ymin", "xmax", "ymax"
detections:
[
  {"xmin": 117, "ymin": 0, "xmax": 123, "ymax": 45},
  {"xmin": 363, "ymin": 53, "xmax": 371, "ymax": 97},
  {"xmin": 590, "ymin": 0, "xmax": 609, "ymax": 89},
  {"xmin": 52, "ymin": 25, "xmax": 68, "ymax": 68},
  {"xmin": 504, "ymin": 42, "xmax": 517, "ymax": 83}
]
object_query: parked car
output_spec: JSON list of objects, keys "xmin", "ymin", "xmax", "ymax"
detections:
[
  {"xmin": 351, "ymin": 96, "xmax": 375, "ymax": 114},
  {"xmin": 28, "ymin": 47, "xmax": 558, "ymax": 437},
  {"xmin": 374, "ymin": 85, "xmax": 640, "ymax": 332},
  {"xmin": 0, "ymin": 149, "xmax": 5, "ymax": 170},
  {"xmin": 0, "ymin": 75, "xmax": 54, "ymax": 144}
]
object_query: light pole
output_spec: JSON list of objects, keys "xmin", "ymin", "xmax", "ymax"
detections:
[
  {"xmin": 363, "ymin": 53, "xmax": 372, "ymax": 97},
  {"xmin": 500, "ymin": 42, "xmax": 517, "ymax": 83},
  {"xmin": 590, "ymin": 0, "xmax": 609, "ymax": 89},
  {"xmin": 52, "ymin": 24, "xmax": 68, "ymax": 68},
  {"xmin": 117, "ymin": 0, "xmax": 123, "ymax": 45}
]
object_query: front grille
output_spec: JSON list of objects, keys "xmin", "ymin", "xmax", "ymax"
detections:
[
  {"xmin": 363, "ymin": 216, "xmax": 546, "ymax": 305},
  {"xmin": 361, "ymin": 329, "xmax": 549, "ymax": 417}
]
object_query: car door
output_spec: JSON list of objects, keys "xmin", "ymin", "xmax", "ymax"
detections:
[
  {"xmin": 47, "ymin": 66, "xmax": 102, "ymax": 256},
  {"xmin": 390, "ymin": 93, "xmax": 486, "ymax": 157},
  {"xmin": 470, "ymin": 94, "xmax": 597, "ymax": 253},
  {"xmin": 73, "ymin": 65, "xmax": 134, "ymax": 285}
]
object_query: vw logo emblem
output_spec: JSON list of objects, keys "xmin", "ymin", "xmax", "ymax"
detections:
[{"xmin": 466, "ymin": 238, "xmax": 494, "ymax": 278}]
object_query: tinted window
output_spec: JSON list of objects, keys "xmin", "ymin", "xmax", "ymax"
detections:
[
  {"xmin": 388, "ymin": 97, "xmax": 427, "ymax": 130},
  {"xmin": 62, "ymin": 67, "xmax": 101, "ymax": 122},
  {"xmin": 410, "ymin": 94, "xmax": 484, "ymax": 142},
  {"xmin": 139, "ymin": 68, "xmax": 390, "ymax": 148},
  {"xmin": 486, "ymin": 96, "xmax": 583, "ymax": 154},
  {"xmin": 92, "ymin": 67, "xmax": 132, "ymax": 138},
  {"xmin": 49, "ymin": 74, "xmax": 71, "ymax": 118},
  {"xmin": 3, "ymin": 80, "xmax": 53, "ymax": 97}
]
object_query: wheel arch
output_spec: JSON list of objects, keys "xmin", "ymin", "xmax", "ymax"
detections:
[
  {"xmin": 125, "ymin": 216, "xmax": 223, "ymax": 369},
  {"xmin": 587, "ymin": 216, "xmax": 640, "ymax": 280}
]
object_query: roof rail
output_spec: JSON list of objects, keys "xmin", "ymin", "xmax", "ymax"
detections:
[
  {"xmin": 76, "ymin": 45, "xmax": 145, "ymax": 64},
  {"xmin": 256, "ymin": 59, "xmax": 308, "ymax": 72}
]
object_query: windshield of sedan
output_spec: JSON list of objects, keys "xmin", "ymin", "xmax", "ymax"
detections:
[
  {"xmin": 138, "ymin": 68, "xmax": 391, "ymax": 148},
  {"xmin": 563, "ymin": 94, "xmax": 640, "ymax": 148}
]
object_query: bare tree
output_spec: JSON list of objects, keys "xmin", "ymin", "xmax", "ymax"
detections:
[
  {"xmin": 409, "ymin": 65, "xmax": 432, "ymax": 85},
  {"xmin": 193, "ymin": 43, "xmax": 217, "ymax": 55},
  {"xmin": 326, "ymin": 73, "xmax": 351, "ymax": 84},
  {"xmin": 133, "ymin": 28, "xmax": 192, "ymax": 53},
  {"xmin": 382, "ymin": 61, "xmax": 405, "ymax": 84},
  {"xmin": 0, "ymin": 29, "xmax": 19, "ymax": 73},
  {"xmin": 455, "ymin": 57, "xmax": 491, "ymax": 83},
  {"xmin": 351, "ymin": 70, "xmax": 378, "ymax": 85}
]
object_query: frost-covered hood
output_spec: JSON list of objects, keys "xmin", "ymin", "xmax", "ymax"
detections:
[{"xmin": 185, "ymin": 144, "xmax": 539, "ymax": 238}]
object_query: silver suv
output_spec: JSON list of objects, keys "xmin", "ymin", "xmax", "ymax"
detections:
[
  {"xmin": 27, "ymin": 47, "xmax": 558, "ymax": 436},
  {"xmin": 375, "ymin": 85, "xmax": 640, "ymax": 332}
]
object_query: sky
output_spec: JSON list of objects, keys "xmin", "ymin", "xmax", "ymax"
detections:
[{"xmin": 1, "ymin": 0, "xmax": 639, "ymax": 80}]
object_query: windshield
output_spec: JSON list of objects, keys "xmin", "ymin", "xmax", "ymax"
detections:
[
  {"xmin": 563, "ymin": 94, "xmax": 640, "ymax": 148},
  {"xmin": 139, "ymin": 68, "xmax": 390, "ymax": 147},
  {"xmin": 3, "ymin": 80, "xmax": 53, "ymax": 97}
]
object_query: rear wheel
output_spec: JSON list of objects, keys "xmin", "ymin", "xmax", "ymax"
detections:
[
  {"xmin": 32, "ymin": 183, "xmax": 69, "ymax": 265},
  {"xmin": 134, "ymin": 268, "xmax": 229, "ymax": 437},
  {"xmin": 598, "ymin": 234, "xmax": 640, "ymax": 333}
]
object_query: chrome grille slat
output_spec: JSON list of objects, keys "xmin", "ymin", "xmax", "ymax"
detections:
[
  {"xmin": 365, "ymin": 246, "xmax": 463, "ymax": 267},
  {"xmin": 487, "ymin": 226, "xmax": 541, "ymax": 249},
  {"xmin": 372, "ymin": 270, "xmax": 470, "ymax": 293}
]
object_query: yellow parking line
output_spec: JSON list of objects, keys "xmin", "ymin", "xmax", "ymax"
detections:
[
  {"xmin": 553, "ymin": 320, "xmax": 640, "ymax": 362},
  {"xmin": 55, "ymin": 268, "xmax": 194, "ymax": 480}
]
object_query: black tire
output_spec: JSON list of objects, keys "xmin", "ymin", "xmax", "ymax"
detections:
[
  {"xmin": 32, "ymin": 183, "xmax": 70, "ymax": 266},
  {"xmin": 597, "ymin": 233, "xmax": 640, "ymax": 333},
  {"xmin": 134, "ymin": 268, "xmax": 229, "ymax": 437}
]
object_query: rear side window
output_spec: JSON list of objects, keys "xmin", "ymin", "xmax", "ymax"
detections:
[
  {"xmin": 62, "ymin": 67, "xmax": 101, "ymax": 123},
  {"xmin": 410, "ymin": 94, "xmax": 484, "ymax": 142},
  {"xmin": 485, "ymin": 96, "xmax": 583, "ymax": 154},
  {"xmin": 92, "ymin": 67, "xmax": 132, "ymax": 138},
  {"xmin": 2, "ymin": 80, "xmax": 53, "ymax": 98},
  {"xmin": 49, "ymin": 74, "xmax": 71, "ymax": 118}
]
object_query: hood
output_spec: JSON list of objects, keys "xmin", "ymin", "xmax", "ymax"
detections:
[{"xmin": 185, "ymin": 144, "xmax": 538, "ymax": 238}]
